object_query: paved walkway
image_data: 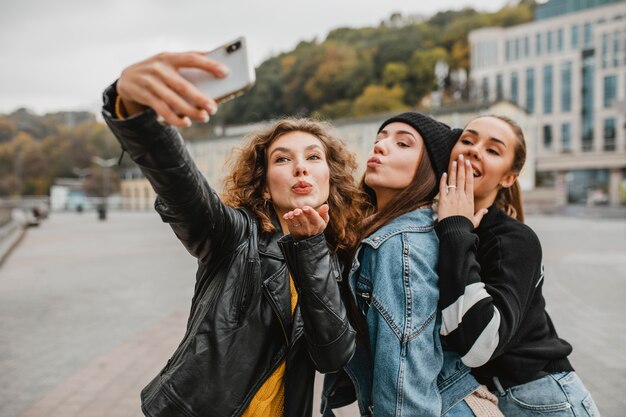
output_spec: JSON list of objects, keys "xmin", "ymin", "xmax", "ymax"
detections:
[{"xmin": 0, "ymin": 212, "xmax": 624, "ymax": 417}]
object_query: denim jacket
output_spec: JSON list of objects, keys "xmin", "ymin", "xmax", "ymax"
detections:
[{"xmin": 321, "ymin": 209, "xmax": 478, "ymax": 417}]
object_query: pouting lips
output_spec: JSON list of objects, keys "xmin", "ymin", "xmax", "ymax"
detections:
[{"xmin": 292, "ymin": 181, "xmax": 313, "ymax": 194}]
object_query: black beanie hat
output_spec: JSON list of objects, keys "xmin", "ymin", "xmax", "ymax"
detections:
[{"xmin": 378, "ymin": 112, "xmax": 462, "ymax": 180}]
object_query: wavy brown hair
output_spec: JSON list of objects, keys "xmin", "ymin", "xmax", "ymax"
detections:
[{"xmin": 222, "ymin": 117, "xmax": 368, "ymax": 255}]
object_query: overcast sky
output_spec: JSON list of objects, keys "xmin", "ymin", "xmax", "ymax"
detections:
[{"xmin": 0, "ymin": 0, "xmax": 508, "ymax": 115}]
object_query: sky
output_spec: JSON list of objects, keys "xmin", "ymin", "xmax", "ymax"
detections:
[{"xmin": 0, "ymin": 0, "xmax": 508, "ymax": 115}]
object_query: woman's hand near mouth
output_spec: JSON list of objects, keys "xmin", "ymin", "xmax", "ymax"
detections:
[{"xmin": 283, "ymin": 204, "xmax": 330, "ymax": 239}]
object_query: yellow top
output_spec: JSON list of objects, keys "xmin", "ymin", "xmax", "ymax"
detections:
[{"xmin": 242, "ymin": 275, "xmax": 298, "ymax": 417}]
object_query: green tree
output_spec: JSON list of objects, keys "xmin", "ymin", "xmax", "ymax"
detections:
[
  {"xmin": 353, "ymin": 85, "xmax": 407, "ymax": 116},
  {"xmin": 382, "ymin": 62, "xmax": 408, "ymax": 87},
  {"xmin": 405, "ymin": 47, "xmax": 449, "ymax": 105}
]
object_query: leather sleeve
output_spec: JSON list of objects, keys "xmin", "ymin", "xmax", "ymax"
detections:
[
  {"xmin": 101, "ymin": 82, "xmax": 247, "ymax": 263},
  {"xmin": 279, "ymin": 233, "xmax": 356, "ymax": 373}
]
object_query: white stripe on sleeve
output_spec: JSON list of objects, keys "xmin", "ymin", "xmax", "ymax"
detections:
[
  {"xmin": 440, "ymin": 282, "xmax": 491, "ymax": 336},
  {"xmin": 460, "ymin": 308, "xmax": 501, "ymax": 367}
]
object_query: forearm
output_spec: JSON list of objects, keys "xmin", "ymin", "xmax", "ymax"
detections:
[
  {"xmin": 102, "ymin": 82, "xmax": 243, "ymax": 260},
  {"xmin": 437, "ymin": 216, "xmax": 500, "ymax": 367},
  {"xmin": 279, "ymin": 233, "xmax": 355, "ymax": 373}
]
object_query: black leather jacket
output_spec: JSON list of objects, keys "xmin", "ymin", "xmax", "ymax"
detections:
[{"xmin": 102, "ymin": 84, "xmax": 355, "ymax": 417}]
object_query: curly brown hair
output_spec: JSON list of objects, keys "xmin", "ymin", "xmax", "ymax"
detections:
[{"xmin": 222, "ymin": 117, "xmax": 368, "ymax": 255}]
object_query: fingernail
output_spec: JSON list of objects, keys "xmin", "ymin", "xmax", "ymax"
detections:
[
  {"xmin": 443, "ymin": 172, "xmax": 447, "ymax": 177},
  {"xmin": 459, "ymin": 154, "xmax": 464, "ymax": 160},
  {"xmin": 200, "ymin": 111, "xmax": 210, "ymax": 123},
  {"xmin": 466, "ymin": 160, "xmax": 470, "ymax": 166},
  {"xmin": 452, "ymin": 161, "xmax": 457, "ymax": 167},
  {"xmin": 183, "ymin": 117, "xmax": 192, "ymax": 127},
  {"xmin": 217, "ymin": 64, "xmax": 230, "ymax": 75},
  {"xmin": 206, "ymin": 102, "xmax": 218, "ymax": 115}
]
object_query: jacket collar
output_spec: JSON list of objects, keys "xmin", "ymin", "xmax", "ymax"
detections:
[
  {"xmin": 258, "ymin": 210, "xmax": 284, "ymax": 259},
  {"xmin": 361, "ymin": 208, "xmax": 435, "ymax": 249}
]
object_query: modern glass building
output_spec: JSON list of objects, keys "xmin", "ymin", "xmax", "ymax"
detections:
[{"xmin": 469, "ymin": 0, "xmax": 626, "ymax": 205}]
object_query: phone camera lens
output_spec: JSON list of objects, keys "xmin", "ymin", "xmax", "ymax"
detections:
[{"xmin": 226, "ymin": 41, "xmax": 242, "ymax": 53}]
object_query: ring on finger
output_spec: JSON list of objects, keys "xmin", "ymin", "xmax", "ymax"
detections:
[{"xmin": 446, "ymin": 185, "xmax": 457, "ymax": 191}]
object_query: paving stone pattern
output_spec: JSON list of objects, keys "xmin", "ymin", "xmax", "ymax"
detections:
[{"xmin": 0, "ymin": 212, "xmax": 623, "ymax": 417}]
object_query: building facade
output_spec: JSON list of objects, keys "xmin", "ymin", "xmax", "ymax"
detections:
[
  {"xmin": 469, "ymin": 0, "xmax": 626, "ymax": 205},
  {"xmin": 187, "ymin": 101, "xmax": 535, "ymax": 193}
]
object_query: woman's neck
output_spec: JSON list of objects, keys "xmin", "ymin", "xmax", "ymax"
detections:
[{"xmin": 475, "ymin": 191, "xmax": 497, "ymax": 213}]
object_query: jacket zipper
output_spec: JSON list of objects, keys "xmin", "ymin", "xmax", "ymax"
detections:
[{"xmin": 235, "ymin": 258, "xmax": 256, "ymax": 324}]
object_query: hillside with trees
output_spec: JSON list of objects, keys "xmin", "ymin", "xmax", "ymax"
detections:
[
  {"xmin": 213, "ymin": 2, "xmax": 534, "ymax": 127},
  {"xmin": 0, "ymin": 1, "xmax": 534, "ymax": 197}
]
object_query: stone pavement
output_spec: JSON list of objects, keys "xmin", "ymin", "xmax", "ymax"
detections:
[{"xmin": 0, "ymin": 211, "xmax": 624, "ymax": 417}]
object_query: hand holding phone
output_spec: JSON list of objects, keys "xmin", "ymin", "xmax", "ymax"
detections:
[
  {"xmin": 116, "ymin": 37, "xmax": 255, "ymax": 128},
  {"xmin": 179, "ymin": 37, "xmax": 256, "ymax": 104}
]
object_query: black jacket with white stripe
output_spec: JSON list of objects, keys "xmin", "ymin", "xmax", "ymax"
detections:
[{"xmin": 436, "ymin": 205, "xmax": 573, "ymax": 390}]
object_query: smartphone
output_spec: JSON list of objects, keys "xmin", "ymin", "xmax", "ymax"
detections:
[{"xmin": 179, "ymin": 37, "xmax": 256, "ymax": 104}]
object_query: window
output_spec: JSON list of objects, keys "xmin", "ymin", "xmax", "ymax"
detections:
[
  {"xmin": 536, "ymin": 33, "xmax": 542, "ymax": 56},
  {"xmin": 571, "ymin": 25, "xmax": 579, "ymax": 49},
  {"xmin": 515, "ymin": 38, "xmax": 520, "ymax": 60},
  {"xmin": 613, "ymin": 31, "xmax": 620, "ymax": 67},
  {"xmin": 482, "ymin": 77, "xmax": 489, "ymax": 102},
  {"xmin": 547, "ymin": 31, "xmax": 553, "ymax": 52},
  {"xmin": 504, "ymin": 40, "xmax": 511, "ymax": 62},
  {"xmin": 584, "ymin": 22, "xmax": 593, "ymax": 48},
  {"xmin": 543, "ymin": 125, "xmax": 553, "ymax": 149},
  {"xmin": 604, "ymin": 75, "xmax": 617, "ymax": 107},
  {"xmin": 561, "ymin": 62, "xmax": 572, "ymax": 112},
  {"xmin": 602, "ymin": 33, "xmax": 609, "ymax": 68},
  {"xmin": 604, "ymin": 118, "xmax": 616, "ymax": 151},
  {"xmin": 561, "ymin": 123, "xmax": 571, "ymax": 152},
  {"xmin": 496, "ymin": 74, "xmax": 503, "ymax": 100},
  {"xmin": 526, "ymin": 68, "xmax": 535, "ymax": 113},
  {"xmin": 622, "ymin": 30, "xmax": 626, "ymax": 64},
  {"xmin": 524, "ymin": 36, "xmax": 530, "ymax": 57},
  {"xmin": 558, "ymin": 28, "xmax": 564, "ymax": 51},
  {"xmin": 582, "ymin": 55, "xmax": 594, "ymax": 152},
  {"xmin": 511, "ymin": 72, "xmax": 519, "ymax": 104},
  {"xmin": 543, "ymin": 65, "xmax": 553, "ymax": 114}
]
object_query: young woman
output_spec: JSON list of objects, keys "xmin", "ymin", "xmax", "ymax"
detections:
[
  {"xmin": 437, "ymin": 115, "xmax": 602, "ymax": 416},
  {"xmin": 283, "ymin": 113, "xmax": 495, "ymax": 417},
  {"xmin": 101, "ymin": 51, "xmax": 363, "ymax": 417}
]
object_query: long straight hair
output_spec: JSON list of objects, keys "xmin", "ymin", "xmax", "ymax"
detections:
[{"xmin": 344, "ymin": 146, "xmax": 438, "ymax": 345}]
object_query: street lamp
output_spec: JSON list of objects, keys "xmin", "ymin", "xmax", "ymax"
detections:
[{"xmin": 91, "ymin": 156, "xmax": 117, "ymax": 220}]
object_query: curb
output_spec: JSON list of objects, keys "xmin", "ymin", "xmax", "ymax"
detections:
[{"xmin": 0, "ymin": 221, "xmax": 28, "ymax": 269}]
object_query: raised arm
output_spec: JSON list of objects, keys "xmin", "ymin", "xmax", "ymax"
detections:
[
  {"xmin": 436, "ymin": 151, "xmax": 543, "ymax": 368},
  {"xmin": 101, "ymin": 52, "xmax": 246, "ymax": 262},
  {"xmin": 436, "ymin": 216, "xmax": 542, "ymax": 368},
  {"xmin": 278, "ymin": 207, "xmax": 355, "ymax": 373}
]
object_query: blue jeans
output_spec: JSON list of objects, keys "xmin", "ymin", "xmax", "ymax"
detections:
[{"xmin": 491, "ymin": 372, "xmax": 601, "ymax": 417}]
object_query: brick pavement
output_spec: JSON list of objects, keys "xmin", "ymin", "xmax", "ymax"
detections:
[
  {"xmin": 18, "ymin": 310, "xmax": 187, "ymax": 417},
  {"xmin": 1, "ymin": 212, "xmax": 624, "ymax": 417}
]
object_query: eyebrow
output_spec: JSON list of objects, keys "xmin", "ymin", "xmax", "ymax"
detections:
[
  {"xmin": 379, "ymin": 129, "xmax": 417, "ymax": 140},
  {"xmin": 465, "ymin": 129, "xmax": 507, "ymax": 148},
  {"xmin": 269, "ymin": 144, "xmax": 324, "ymax": 157}
]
